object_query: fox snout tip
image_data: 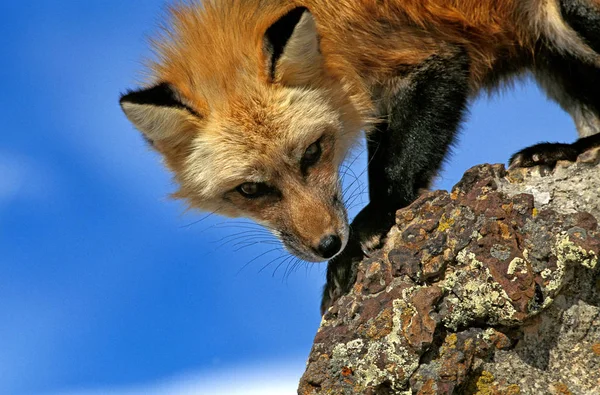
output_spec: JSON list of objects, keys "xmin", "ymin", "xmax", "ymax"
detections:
[{"xmin": 316, "ymin": 234, "xmax": 342, "ymax": 259}]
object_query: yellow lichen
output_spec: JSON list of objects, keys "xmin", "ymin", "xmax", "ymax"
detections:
[
  {"xmin": 475, "ymin": 370, "xmax": 496, "ymax": 394},
  {"xmin": 507, "ymin": 257, "xmax": 528, "ymax": 276},
  {"xmin": 498, "ymin": 222, "xmax": 512, "ymax": 239},
  {"xmin": 551, "ymin": 382, "xmax": 572, "ymax": 395},
  {"xmin": 444, "ymin": 251, "xmax": 519, "ymax": 329},
  {"xmin": 437, "ymin": 213, "xmax": 455, "ymax": 232},
  {"xmin": 365, "ymin": 308, "xmax": 393, "ymax": 340},
  {"xmin": 554, "ymin": 233, "xmax": 598, "ymax": 270},
  {"xmin": 464, "ymin": 370, "xmax": 516, "ymax": 395},
  {"xmin": 446, "ymin": 333, "xmax": 458, "ymax": 348},
  {"xmin": 331, "ymin": 297, "xmax": 421, "ymax": 391}
]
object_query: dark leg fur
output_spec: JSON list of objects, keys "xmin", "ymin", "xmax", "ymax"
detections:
[
  {"xmin": 321, "ymin": 49, "xmax": 470, "ymax": 314},
  {"xmin": 560, "ymin": 0, "xmax": 600, "ymax": 53}
]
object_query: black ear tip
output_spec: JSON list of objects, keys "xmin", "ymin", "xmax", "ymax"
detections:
[
  {"xmin": 119, "ymin": 90, "xmax": 135, "ymax": 105},
  {"xmin": 119, "ymin": 87, "xmax": 152, "ymax": 106},
  {"xmin": 118, "ymin": 83, "xmax": 175, "ymax": 106},
  {"xmin": 266, "ymin": 7, "xmax": 309, "ymax": 46},
  {"xmin": 118, "ymin": 83, "xmax": 179, "ymax": 106},
  {"xmin": 118, "ymin": 83, "xmax": 201, "ymax": 117},
  {"xmin": 264, "ymin": 6, "xmax": 312, "ymax": 80}
]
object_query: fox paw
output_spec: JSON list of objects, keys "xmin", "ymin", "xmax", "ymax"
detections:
[
  {"xmin": 509, "ymin": 142, "xmax": 579, "ymax": 169},
  {"xmin": 358, "ymin": 230, "xmax": 386, "ymax": 257},
  {"xmin": 510, "ymin": 134, "xmax": 600, "ymax": 169},
  {"xmin": 351, "ymin": 204, "xmax": 395, "ymax": 256}
]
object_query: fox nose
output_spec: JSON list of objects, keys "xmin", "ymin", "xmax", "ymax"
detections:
[{"xmin": 317, "ymin": 234, "xmax": 342, "ymax": 259}]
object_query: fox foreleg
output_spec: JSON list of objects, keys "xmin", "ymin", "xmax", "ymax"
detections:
[{"xmin": 321, "ymin": 48, "xmax": 471, "ymax": 314}]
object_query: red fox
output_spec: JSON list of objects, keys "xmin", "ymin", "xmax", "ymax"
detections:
[{"xmin": 120, "ymin": 0, "xmax": 600, "ymax": 313}]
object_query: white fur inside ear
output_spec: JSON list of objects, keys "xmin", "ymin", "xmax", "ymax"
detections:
[
  {"xmin": 121, "ymin": 102, "xmax": 189, "ymax": 142},
  {"xmin": 276, "ymin": 12, "xmax": 322, "ymax": 84}
]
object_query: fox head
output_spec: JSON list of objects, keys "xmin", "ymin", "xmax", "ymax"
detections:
[{"xmin": 120, "ymin": 3, "xmax": 367, "ymax": 262}]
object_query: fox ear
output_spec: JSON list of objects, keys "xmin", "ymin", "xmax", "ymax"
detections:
[
  {"xmin": 264, "ymin": 7, "xmax": 322, "ymax": 85},
  {"xmin": 119, "ymin": 83, "xmax": 199, "ymax": 145}
]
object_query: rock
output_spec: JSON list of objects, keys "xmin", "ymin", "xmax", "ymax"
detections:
[{"xmin": 298, "ymin": 148, "xmax": 600, "ymax": 395}]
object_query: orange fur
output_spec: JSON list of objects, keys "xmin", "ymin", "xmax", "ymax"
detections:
[
  {"xmin": 122, "ymin": 0, "xmax": 600, "ymax": 261},
  {"xmin": 147, "ymin": 0, "xmax": 536, "ymax": 182},
  {"xmin": 153, "ymin": 0, "xmax": 532, "ymax": 94}
]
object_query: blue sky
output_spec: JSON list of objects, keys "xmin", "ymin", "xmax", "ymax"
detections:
[{"xmin": 0, "ymin": 1, "xmax": 575, "ymax": 394}]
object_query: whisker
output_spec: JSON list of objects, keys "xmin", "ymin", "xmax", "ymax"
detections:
[
  {"xmin": 283, "ymin": 258, "xmax": 298, "ymax": 281},
  {"xmin": 261, "ymin": 253, "xmax": 292, "ymax": 274},
  {"xmin": 284, "ymin": 258, "xmax": 309, "ymax": 283},
  {"xmin": 236, "ymin": 247, "xmax": 284, "ymax": 276},
  {"xmin": 234, "ymin": 241, "xmax": 281, "ymax": 252},
  {"xmin": 344, "ymin": 182, "xmax": 367, "ymax": 202},
  {"xmin": 273, "ymin": 255, "xmax": 296, "ymax": 277},
  {"xmin": 341, "ymin": 145, "xmax": 376, "ymax": 200},
  {"xmin": 345, "ymin": 187, "xmax": 368, "ymax": 209},
  {"xmin": 215, "ymin": 230, "xmax": 273, "ymax": 242},
  {"xmin": 213, "ymin": 233, "xmax": 273, "ymax": 250},
  {"xmin": 179, "ymin": 207, "xmax": 222, "ymax": 229},
  {"xmin": 232, "ymin": 237, "xmax": 280, "ymax": 249},
  {"xmin": 213, "ymin": 221, "xmax": 279, "ymax": 233}
]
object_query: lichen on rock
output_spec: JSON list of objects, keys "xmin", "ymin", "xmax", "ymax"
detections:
[{"xmin": 299, "ymin": 148, "xmax": 600, "ymax": 394}]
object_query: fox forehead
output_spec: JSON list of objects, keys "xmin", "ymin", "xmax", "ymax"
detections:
[{"xmin": 181, "ymin": 87, "xmax": 342, "ymax": 198}]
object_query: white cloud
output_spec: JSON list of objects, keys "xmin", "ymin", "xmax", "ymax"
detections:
[
  {"xmin": 0, "ymin": 152, "xmax": 59, "ymax": 207},
  {"xmin": 0, "ymin": 157, "xmax": 23, "ymax": 203},
  {"xmin": 48, "ymin": 360, "xmax": 304, "ymax": 395}
]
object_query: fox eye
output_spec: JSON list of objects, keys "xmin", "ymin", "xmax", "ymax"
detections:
[
  {"xmin": 236, "ymin": 182, "xmax": 271, "ymax": 199},
  {"xmin": 301, "ymin": 140, "xmax": 322, "ymax": 172}
]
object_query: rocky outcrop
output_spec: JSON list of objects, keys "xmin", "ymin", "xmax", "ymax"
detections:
[{"xmin": 299, "ymin": 148, "xmax": 600, "ymax": 394}]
